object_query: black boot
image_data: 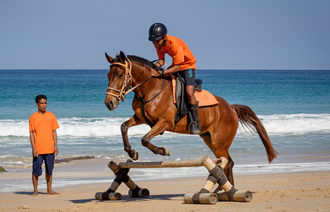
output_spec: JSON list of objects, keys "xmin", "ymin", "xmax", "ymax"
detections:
[{"xmin": 188, "ymin": 101, "xmax": 201, "ymax": 134}]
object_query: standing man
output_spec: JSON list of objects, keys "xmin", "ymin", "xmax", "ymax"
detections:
[
  {"xmin": 149, "ymin": 23, "xmax": 200, "ymax": 134},
  {"xmin": 29, "ymin": 94, "xmax": 60, "ymax": 195}
]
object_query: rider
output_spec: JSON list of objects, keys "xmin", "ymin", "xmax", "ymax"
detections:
[{"xmin": 148, "ymin": 23, "xmax": 201, "ymax": 134}]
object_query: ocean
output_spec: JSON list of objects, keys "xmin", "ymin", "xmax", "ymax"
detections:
[{"xmin": 1, "ymin": 69, "xmax": 330, "ymax": 192}]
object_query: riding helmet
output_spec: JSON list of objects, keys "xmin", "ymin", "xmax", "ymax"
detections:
[{"xmin": 148, "ymin": 23, "xmax": 167, "ymax": 41}]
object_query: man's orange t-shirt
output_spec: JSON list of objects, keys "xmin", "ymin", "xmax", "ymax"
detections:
[
  {"xmin": 155, "ymin": 35, "xmax": 197, "ymax": 71},
  {"xmin": 29, "ymin": 111, "xmax": 60, "ymax": 154}
]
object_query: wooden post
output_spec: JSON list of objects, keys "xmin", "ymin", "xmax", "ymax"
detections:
[
  {"xmin": 201, "ymin": 156, "xmax": 253, "ymax": 202},
  {"xmin": 95, "ymin": 192, "xmax": 122, "ymax": 200},
  {"xmin": 184, "ymin": 157, "xmax": 227, "ymax": 204},
  {"xmin": 108, "ymin": 160, "xmax": 149, "ymax": 198},
  {"xmin": 217, "ymin": 190, "xmax": 253, "ymax": 202},
  {"xmin": 184, "ymin": 193, "xmax": 218, "ymax": 204},
  {"xmin": 113, "ymin": 158, "xmax": 222, "ymax": 169},
  {"xmin": 199, "ymin": 157, "xmax": 228, "ymax": 193}
]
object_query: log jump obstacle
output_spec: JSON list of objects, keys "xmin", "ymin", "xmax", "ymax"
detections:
[{"xmin": 95, "ymin": 156, "xmax": 252, "ymax": 204}]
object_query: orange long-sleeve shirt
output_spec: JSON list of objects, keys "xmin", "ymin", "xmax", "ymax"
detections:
[{"xmin": 155, "ymin": 35, "xmax": 197, "ymax": 71}]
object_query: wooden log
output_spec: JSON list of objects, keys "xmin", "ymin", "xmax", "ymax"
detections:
[
  {"xmin": 200, "ymin": 177, "xmax": 217, "ymax": 193},
  {"xmin": 202, "ymin": 156, "xmax": 233, "ymax": 192},
  {"xmin": 108, "ymin": 161, "xmax": 121, "ymax": 174},
  {"xmin": 184, "ymin": 192, "xmax": 218, "ymax": 204},
  {"xmin": 202, "ymin": 156, "xmax": 244, "ymax": 201},
  {"xmin": 110, "ymin": 157, "xmax": 222, "ymax": 169},
  {"xmin": 128, "ymin": 188, "xmax": 150, "ymax": 198},
  {"xmin": 109, "ymin": 181, "xmax": 120, "ymax": 192},
  {"xmin": 217, "ymin": 190, "xmax": 253, "ymax": 202},
  {"xmin": 95, "ymin": 192, "xmax": 122, "ymax": 200},
  {"xmin": 200, "ymin": 157, "xmax": 228, "ymax": 192},
  {"xmin": 201, "ymin": 156, "xmax": 218, "ymax": 171},
  {"xmin": 125, "ymin": 178, "xmax": 150, "ymax": 198},
  {"xmin": 104, "ymin": 156, "xmax": 253, "ymax": 202}
]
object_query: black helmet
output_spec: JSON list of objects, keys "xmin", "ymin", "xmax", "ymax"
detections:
[{"xmin": 148, "ymin": 23, "xmax": 167, "ymax": 41}]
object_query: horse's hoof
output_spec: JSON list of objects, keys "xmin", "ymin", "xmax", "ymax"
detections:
[
  {"xmin": 130, "ymin": 149, "xmax": 139, "ymax": 161},
  {"xmin": 161, "ymin": 147, "xmax": 170, "ymax": 156}
]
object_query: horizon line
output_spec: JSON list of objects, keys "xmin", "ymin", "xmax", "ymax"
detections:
[{"xmin": 1, "ymin": 68, "xmax": 330, "ymax": 71}]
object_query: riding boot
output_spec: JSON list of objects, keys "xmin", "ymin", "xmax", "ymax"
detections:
[{"xmin": 188, "ymin": 101, "xmax": 201, "ymax": 135}]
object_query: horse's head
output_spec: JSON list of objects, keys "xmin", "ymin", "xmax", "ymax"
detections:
[{"xmin": 104, "ymin": 51, "xmax": 132, "ymax": 110}]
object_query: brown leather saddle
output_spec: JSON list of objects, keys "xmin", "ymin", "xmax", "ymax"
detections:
[{"xmin": 173, "ymin": 73, "xmax": 203, "ymax": 123}]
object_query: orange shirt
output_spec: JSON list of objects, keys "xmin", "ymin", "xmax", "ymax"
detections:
[
  {"xmin": 29, "ymin": 111, "xmax": 60, "ymax": 154},
  {"xmin": 155, "ymin": 35, "xmax": 197, "ymax": 71}
]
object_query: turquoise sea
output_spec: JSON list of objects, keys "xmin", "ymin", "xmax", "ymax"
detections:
[{"xmin": 0, "ymin": 68, "xmax": 330, "ymax": 192}]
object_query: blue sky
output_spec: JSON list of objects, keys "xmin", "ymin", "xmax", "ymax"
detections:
[{"xmin": 1, "ymin": 0, "xmax": 330, "ymax": 70}]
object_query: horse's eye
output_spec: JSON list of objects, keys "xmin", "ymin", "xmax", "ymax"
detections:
[{"xmin": 118, "ymin": 73, "xmax": 123, "ymax": 78}]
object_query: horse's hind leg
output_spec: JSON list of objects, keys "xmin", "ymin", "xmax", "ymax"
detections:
[
  {"xmin": 224, "ymin": 154, "xmax": 234, "ymax": 186},
  {"xmin": 201, "ymin": 131, "xmax": 235, "ymax": 186},
  {"xmin": 121, "ymin": 114, "xmax": 143, "ymax": 160}
]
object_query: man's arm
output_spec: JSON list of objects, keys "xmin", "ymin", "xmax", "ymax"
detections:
[
  {"xmin": 163, "ymin": 64, "xmax": 180, "ymax": 75},
  {"xmin": 30, "ymin": 131, "xmax": 38, "ymax": 157},
  {"xmin": 52, "ymin": 130, "xmax": 59, "ymax": 156},
  {"xmin": 155, "ymin": 59, "xmax": 165, "ymax": 67},
  {"xmin": 151, "ymin": 64, "xmax": 180, "ymax": 77}
]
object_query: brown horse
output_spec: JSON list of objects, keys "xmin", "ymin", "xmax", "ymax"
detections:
[{"xmin": 104, "ymin": 51, "xmax": 278, "ymax": 185}]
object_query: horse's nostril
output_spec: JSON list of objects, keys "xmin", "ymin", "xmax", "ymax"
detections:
[
  {"xmin": 105, "ymin": 100, "xmax": 115, "ymax": 110},
  {"xmin": 105, "ymin": 99, "xmax": 118, "ymax": 110}
]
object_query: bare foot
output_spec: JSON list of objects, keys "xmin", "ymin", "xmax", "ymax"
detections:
[
  {"xmin": 31, "ymin": 192, "xmax": 38, "ymax": 196},
  {"xmin": 47, "ymin": 190, "xmax": 59, "ymax": 195}
]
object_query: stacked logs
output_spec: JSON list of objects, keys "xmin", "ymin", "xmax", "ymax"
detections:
[{"xmin": 95, "ymin": 156, "xmax": 252, "ymax": 204}]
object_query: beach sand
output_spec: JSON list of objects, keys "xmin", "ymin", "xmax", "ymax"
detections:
[{"xmin": 0, "ymin": 159, "xmax": 329, "ymax": 212}]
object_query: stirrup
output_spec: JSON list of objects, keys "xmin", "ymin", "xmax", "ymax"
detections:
[{"xmin": 189, "ymin": 121, "xmax": 201, "ymax": 135}]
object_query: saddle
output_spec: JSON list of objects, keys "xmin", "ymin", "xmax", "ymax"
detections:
[
  {"xmin": 171, "ymin": 73, "xmax": 219, "ymax": 124},
  {"xmin": 172, "ymin": 73, "xmax": 203, "ymax": 123}
]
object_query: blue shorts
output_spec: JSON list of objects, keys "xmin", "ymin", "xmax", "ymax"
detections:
[
  {"xmin": 32, "ymin": 154, "xmax": 55, "ymax": 177},
  {"xmin": 179, "ymin": 69, "xmax": 196, "ymax": 86}
]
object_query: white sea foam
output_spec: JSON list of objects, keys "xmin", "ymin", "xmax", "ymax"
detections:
[
  {"xmin": 0, "ymin": 113, "xmax": 329, "ymax": 137},
  {"xmin": 257, "ymin": 114, "xmax": 330, "ymax": 135},
  {"xmin": 0, "ymin": 117, "xmax": 151, "ymax": 137}
]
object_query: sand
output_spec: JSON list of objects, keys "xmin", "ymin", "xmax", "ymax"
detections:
[{"xmin": 0, "ymin": 159, "xmax": 329, "ymax": 212}]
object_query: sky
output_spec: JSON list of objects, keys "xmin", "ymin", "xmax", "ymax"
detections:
[{"xmin": 1, "ymin": 0, "xmax": 330, "ymax": 70}]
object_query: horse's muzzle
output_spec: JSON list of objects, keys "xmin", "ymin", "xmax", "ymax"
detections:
[{"xmin": 105, "ymin": 99, "xmax": 119, "ymax": 110}]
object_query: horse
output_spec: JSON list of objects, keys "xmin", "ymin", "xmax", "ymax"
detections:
[{"xmin": 104, "ymin": 51, "xmax": 278, "ymax": 185}]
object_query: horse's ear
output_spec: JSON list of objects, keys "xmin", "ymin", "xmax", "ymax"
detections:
[
  {"xmin": 105, "ymin": 52, "xmax": 114, "ymax": 64},
  {"xmin": 119, "ymin": 51, "xmax": 127, "ymax": 63}
]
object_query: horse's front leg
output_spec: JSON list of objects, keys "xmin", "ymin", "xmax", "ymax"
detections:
[
  {"xmin": 121, "ymin": 114, "xmax": 143, "ymax": 160},
  {"xmin": 141, "ymin": 119, "xmax": 170, "ymax": 156}
]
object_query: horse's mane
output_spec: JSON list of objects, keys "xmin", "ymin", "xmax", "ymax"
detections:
[
  {"xmin": 127, "ymin": 55, "xmax": 156, "ymax": 70},
  {"xmin": 112, "ymin": 52, "xmax": 158, "ymax": 70}
]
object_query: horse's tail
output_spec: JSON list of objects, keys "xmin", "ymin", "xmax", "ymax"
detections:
[{"xmin": 233, "ymin": 104, "xmax": 278, "ymax": 163}]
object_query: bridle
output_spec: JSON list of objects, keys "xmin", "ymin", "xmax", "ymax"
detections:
[
  {"xmin": 106, "ymin": 59, "xmax": 132, "ymax": 103},
  {"xmin": 106, "ymin": 58, "xmax": 153, "ymax": 103},
  {"xmin": 106, "ymin": 57, "xmax": 165, "ymax": 127}
]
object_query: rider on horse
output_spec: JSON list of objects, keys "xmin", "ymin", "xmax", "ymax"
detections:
[{"xmin": 148, "ymin": 23, "xmax": 201, "ymax": 134}]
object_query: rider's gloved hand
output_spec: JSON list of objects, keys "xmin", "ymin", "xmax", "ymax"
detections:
[
  {"xmin": 151, "ymin": 65, "xmax": 164, "ymax": 77},
  {"xmin": 157, "ymin": 69, "xmax": 164, "ymax": 77}
]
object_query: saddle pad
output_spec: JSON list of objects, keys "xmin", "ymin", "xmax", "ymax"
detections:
[
  {"xmin": 171, "ymin": 75, "xmax": 219, "ymax": 107},
  {"xmin": 194, "ymin": 89, "xmax": 219, "ymax": 107}
]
